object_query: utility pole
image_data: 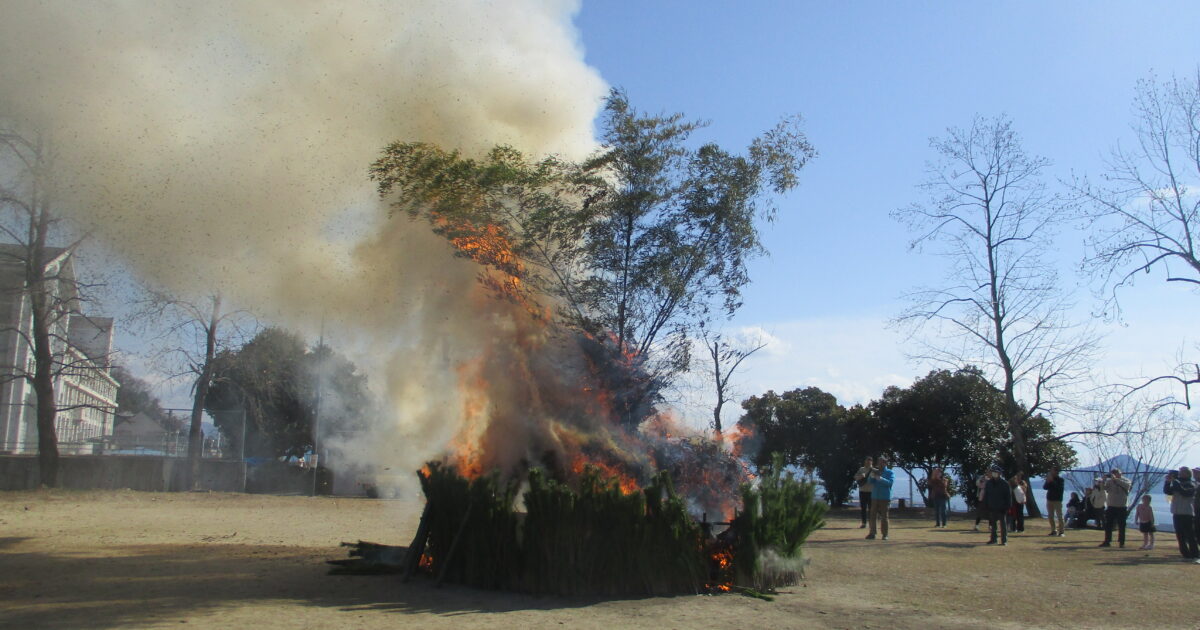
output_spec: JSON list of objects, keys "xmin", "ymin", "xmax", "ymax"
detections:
[
  {"xmin": 310, "ymin": 318, "xmax": 324, "ymax": 497},
  {"xmin": 240, "ymin": 409, "xmax": 247, "ymax": 493}
]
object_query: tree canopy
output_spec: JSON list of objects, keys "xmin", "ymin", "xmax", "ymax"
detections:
[
  {"xmin": 205, "ymin": 327, "xmax": 372, "ymax": 459},
  {"xmin": 370, "ymin": 90, "xmax": 814, "ymax": 427},
  {"xmin": 737, "ymin": 370, "xmax": 1079, "ymax": 507},
  {"xmin": 737, "ymin": 387, "xmax": 879, "ymax": 506},
  {"xmin": 870, "ymin": 368, "xmax": 1009, "ymax": 496}
]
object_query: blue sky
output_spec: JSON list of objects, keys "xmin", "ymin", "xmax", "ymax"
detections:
[
  {"xmin": 63, "ymin": 2, "xmax": 1199, "ymax": 464},
  {"xmin": 575, "ymin": 3, "xmax": 1200, "ymax": 438}
]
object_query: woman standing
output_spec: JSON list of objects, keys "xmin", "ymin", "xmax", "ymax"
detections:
[
  {"xmin": 928, "ymin": 468, "xmax": 950, "ymax": 528},
  {"xmin": 1089, "ymin": 479, "xmax": 1108, "ymax": 530},
  {"xmin": 1010, "ymin": 474, "xmax": 1028, "ymax": 533},
  {"xmin": 853, "ymin": 456, "xmax": 874, "ymax": 529}
]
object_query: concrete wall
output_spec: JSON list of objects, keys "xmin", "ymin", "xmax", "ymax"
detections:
[
  {"xmin": 0, "ymin": 455, "xmax": 245, "ymax": 492},
  {"xmin": 245, "ymin": 461, "xmax": 332, "ymax": 495}
]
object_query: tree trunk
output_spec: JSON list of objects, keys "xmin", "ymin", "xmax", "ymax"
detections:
[
  {"xmin": 29, "ymin": 207, "xmax": 59, "ymax": 487},
  {"xmin": 32, "ymin": 354, "xmax": 58, "ymax": 487},
  {"xmin": 1006, "ymin": 412, "xmax": 1042, "ymax": 517},
  {"xmin": 186, "ymin": 296, "xmax": 220, "ymax": 490}
]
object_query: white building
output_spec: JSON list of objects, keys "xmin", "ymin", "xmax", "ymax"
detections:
[{"xmin": 0, "ymin": 244, "xmax": 119, "ymax": 454}]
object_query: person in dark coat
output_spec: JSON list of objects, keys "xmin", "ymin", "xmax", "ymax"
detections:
[
  {"xmin": 1044, "ymin": 467, "xmax": 1066, "ymax": 536},
  {"xmin": 982, "ymin": 465, "xmax": 1013, "ymax": 545},
  {"xmin": 1191, "ymin": 467, "xmax": 1200, "ymax": 545},
  {"xmin": 1066, "ymin": 491, "xmax": 1084, "ymax": 528}
]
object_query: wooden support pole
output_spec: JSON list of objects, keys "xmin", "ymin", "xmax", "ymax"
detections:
[
  {"xmin": 402, "ymin": 502, "xmax": 432, "ymax": 583},
  {"xmin": 435, "ymin": 500, "xmax": 474, "ymax": 588}
]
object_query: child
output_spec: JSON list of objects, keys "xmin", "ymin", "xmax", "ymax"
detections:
[{"xmin": 1135, "ymin": 494, "xmax": 1156, "ymax": 550}]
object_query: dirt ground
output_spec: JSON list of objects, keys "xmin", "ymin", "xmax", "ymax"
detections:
[{"xmin": 0, "ymin": 490, "xmax": 1195, "ymax": 630}]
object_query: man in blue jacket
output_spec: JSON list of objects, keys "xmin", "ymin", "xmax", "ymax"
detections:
[
  {"xmin": 867, "ymin": 456, "xmax": 895, "ymax": 541},
  {"xmin": 982, "ymin": 465, "xmax": 1013, "ymax": 546}
]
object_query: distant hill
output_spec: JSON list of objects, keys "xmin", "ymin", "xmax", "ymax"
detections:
[
  {"xmin": 1074, "ymin": 455, "xmax": 1172, "ymax": 475},
  {"xmin": 1061, "ymin": 454, "xmax": 1172, "ymax": 494}
]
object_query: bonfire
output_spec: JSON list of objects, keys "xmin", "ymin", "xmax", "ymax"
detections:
[
  {"xmin": 332, "ymin": 453, "xmax": 824, "ymax": 597},
  {"xmin": 330, "ymin": 210, "xmax": 826, "ymax": 596}
]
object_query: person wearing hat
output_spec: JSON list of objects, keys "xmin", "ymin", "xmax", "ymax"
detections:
[
  {"xmin": 1100, "ymin": 468, "xmax": 1132, "ymax": 547},
  {"xmin": 981, "ymin": 465, "xmax": 1013, "ymax": 545}
]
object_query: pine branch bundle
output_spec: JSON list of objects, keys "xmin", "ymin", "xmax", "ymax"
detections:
[
  {"xmin": 521, "ymin": 467, "xmax": 706, "ymax": 595},
  {"xmin": 732, "ymin": 454, "xmax": 826, "ymax": 591},
  {"xmin": 416, "ymin": 462, "xmax": 521, "ymax": 589},
  {"xmin": 410, "ymin": 457, "xmax": 823, "ymax": 596}
]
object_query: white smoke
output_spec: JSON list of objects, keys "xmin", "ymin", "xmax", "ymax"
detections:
[{"xmin": 0, "ymin": 0, "xmax": 608, "ymax": 482}]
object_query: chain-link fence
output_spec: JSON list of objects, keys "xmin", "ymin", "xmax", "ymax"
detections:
[{"xmin": 0, "ymin": 407, "xmax": 243, "ymax": 459}]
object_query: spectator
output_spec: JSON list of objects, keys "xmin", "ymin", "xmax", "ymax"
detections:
[
  {"xmin": 1009, "ymin": 474, "xmax": 1027, "ymax": 533},
  {"xmin": 1164, "ymin": 467, "xmax": 1199, "ymax": 562},
  {"xmin": 867, "ymin": 456, "xmax": 895, "ymax": 541},
  {"xmin": 1191, "ymin": 467, "xmax": 1200, "ymax": 545},
  {"xmin": 982, "ymin": 465, "xmax": 1013, "ymax": 546},
  {"xmin": 1100, "ymin": 468, "xmax": 1132, "ymax": 548},
  {"xmin": 1044, "ymin": 467, "xmax": 1065, "ymax": 536},
  {"xmin": 853, "ymin": 456, "xmax": 874, "ymax": 529},
  {"xmin": 1089, "ymin": 479, "xmax": 1108, "ymax": 530},
  {"xmin": 1066, "ymin": 491, "xmax": 1083, "ymax": 528},
  {"xmin": 1134, "ymin": 494, "xmax": 1156, "ymax": 551},
  {"xmin": 928, "ymin": 467, "xmax": 950, "ymax": 528},
  {"xmin": 973, "ymin": 473, "xmax": 987, "ymax": 532}
]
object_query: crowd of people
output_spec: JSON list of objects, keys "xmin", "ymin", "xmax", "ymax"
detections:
[{"xmin": 850, "ymin": 458, "xmax": 1200, "ymax": 561}]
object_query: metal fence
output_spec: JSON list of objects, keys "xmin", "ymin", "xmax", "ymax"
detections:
[{"xmin": 0, "ymin": 436, "xmax": 225, "ymax": 458}]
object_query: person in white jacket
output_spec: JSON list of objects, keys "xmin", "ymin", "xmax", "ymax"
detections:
[
  {"xmin": 1100, "ymin": 468, "xmax": 1133, "ymax": 548},
  {"xmin": 853, "ymin": 456, "xmax": 874, "ymax": 529},
  {"xmin": 1089, "ymin": 480, "xmax": 1108, "ymax": 530}
]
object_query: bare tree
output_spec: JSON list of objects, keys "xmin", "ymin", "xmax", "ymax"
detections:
[
  {"xmin": 0, "ymin": 126, "xmax": 112, "ymax": 486},
  {"xmin": 1074, "ymin": 70, "xmax": 1200, "ymax": 411},
  {"xmin": 697, "ymin": 326, "xmax": 767, "ymax": 435},
  {"xmin": 894, "ymin": 115, "xmax": 1099, "ymax": 513},
  {"xmin": 1082, "ymin": 403, "xmax": 1190, "ymax": 508},
  {"xmin": 132, "ymin": 291, "xmax": 252, "ymax": 489}
]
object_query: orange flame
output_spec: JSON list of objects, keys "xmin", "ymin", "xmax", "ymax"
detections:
[
  {"xmin": 448, "ymin": 357, "xmax": 489, "ymax": 479},
  {"xmin": 569, "ymin": 456, "xmax": 641, "ymax": 494},
  {"xmin": 434, "ymin": 213, "xmax": 547, "ymax": 320},
  {"xmin": 428, "ymin": 215, "xmax": 751, "ymax": 520},
  {"xmin": 706, "ymin": 545, "xmax": 735, "ymax": 593}
]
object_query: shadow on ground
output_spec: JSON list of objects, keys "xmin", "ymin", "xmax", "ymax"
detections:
[{"xmin": 0, "ymin": 540, "xmax": 632, "ymax": 629}]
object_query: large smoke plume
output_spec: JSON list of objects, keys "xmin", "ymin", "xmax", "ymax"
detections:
[{"xmin": 0, "ymin": 1, "xmax": 611, "ymax": 480}]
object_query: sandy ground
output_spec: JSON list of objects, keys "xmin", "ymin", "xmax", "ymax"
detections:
[{"xmin": 0, "ymin": 490, "xmax": 1195, "ymax": 629}]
